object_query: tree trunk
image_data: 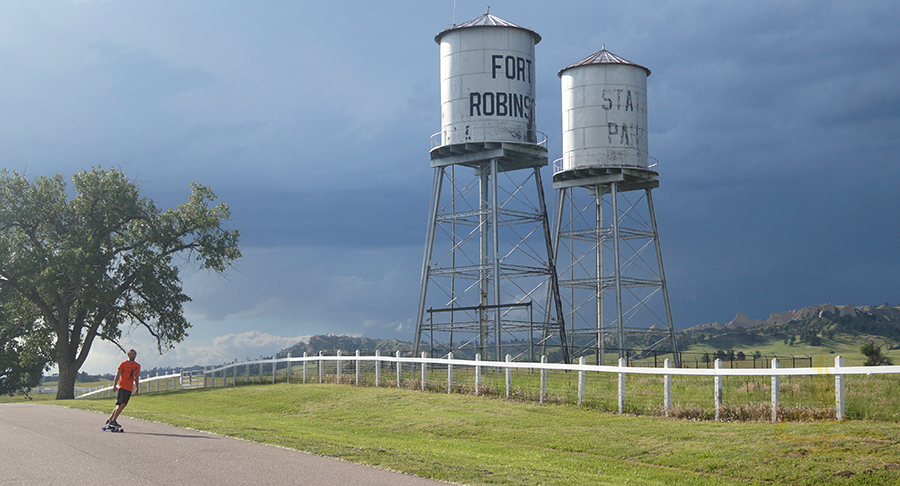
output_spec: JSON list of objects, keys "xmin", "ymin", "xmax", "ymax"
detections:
[{"xmin": 56, "ymin": 351, "xmax": 78, "ymax": 400}]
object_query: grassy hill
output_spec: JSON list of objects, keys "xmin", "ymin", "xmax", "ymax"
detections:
[
  {"xmin": 677, "ymin": 304, "xmax": 900, "ymax": 367},
  {"xmin": 276, "ymin": 334, "xmax": 415, "ymax": 358}
]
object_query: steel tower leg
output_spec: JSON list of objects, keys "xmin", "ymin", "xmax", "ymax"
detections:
[
  {"xmin": 534, "ymin": 166, "xmax": 569, "ymax": 364},
  {"xmin": 611, "ymin": 182, "xmax": 625, "ymax": 361},
  {"xmin": 595, "ymin": 185, "xmax": 605, "ymax": 366},
  {"xmin": 490, "ymin": 159, "xmax": 502, "ymax": 361},
  {"xmin": 646, "ymin": 189, "xmax": 680, "ymax": 367},
  {"xmin": 479, "ymin": 164, "xmax": 490, "ymax": 358},
  {"xmin": 542, "ymin": 187, "xmax": 567, "ymax": 359},
  {"xmin": 414, "ymin": 167, "xmax": 445, "ymax": 357}
]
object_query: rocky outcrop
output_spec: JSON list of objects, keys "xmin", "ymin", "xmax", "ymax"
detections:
[{"xmin": 687, "ymin": 303, "xmax": 881, "ymax": 331}]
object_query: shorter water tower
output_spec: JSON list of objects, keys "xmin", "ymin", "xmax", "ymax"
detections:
[{"xmin": 551, "ymin": 47, "xmax": 679, "ymax": 365}]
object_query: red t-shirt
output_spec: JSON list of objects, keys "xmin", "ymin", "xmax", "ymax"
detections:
[{"xmin": 117, "ymin": 360, "xmax": 141, "ymax": 392}]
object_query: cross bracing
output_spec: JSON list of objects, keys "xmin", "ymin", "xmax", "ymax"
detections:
[
  {"xmin": 551, "ymin": 167, "xmax": 679, "ymax": 366},
  {"xmin": 415, "ymin": 143, "xmax": 569, "ymax": 363}
]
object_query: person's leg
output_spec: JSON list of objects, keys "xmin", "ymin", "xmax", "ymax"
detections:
[
  {"xmin": 108, "ymin": 389, "xmax": 130, "ymax": 424},
  {"xmin": 109, "ymin": 403, "xmax": 126, "ymax": 422}
]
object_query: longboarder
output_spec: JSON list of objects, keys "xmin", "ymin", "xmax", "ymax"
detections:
[{"xmin": 104, "ymin": 349, "xmax": 140, "ymax": 432}]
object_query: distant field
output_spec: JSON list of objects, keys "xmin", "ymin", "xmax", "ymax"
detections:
[
  {"xmin": 681, "ymin": 332, "xmax": 900, "ymax": 367},
  {"xmin": 29, "ymin": 384, "xmax": 900, "ymax": 485}
]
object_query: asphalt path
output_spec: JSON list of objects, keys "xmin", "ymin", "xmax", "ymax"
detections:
[{"xmin": 0, "ymin": 403, "xmax": 454, "ymax": 486}]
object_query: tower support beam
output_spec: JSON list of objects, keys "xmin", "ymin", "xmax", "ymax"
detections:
[
  {"xmin": 415, "ymin": 143, "xmax": 568, "ymax": 363},
  {"xmin": 552, "ymin": 167, "xmax": 678, "ymax": 365}
]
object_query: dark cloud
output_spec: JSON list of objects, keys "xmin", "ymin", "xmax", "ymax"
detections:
[{"xmin": 3, "ymin": 1, "xmax": 899, "ymax": 371}]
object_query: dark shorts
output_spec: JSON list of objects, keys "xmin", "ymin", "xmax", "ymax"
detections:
[{"xmin": 115, "ymin": 388, "xmax": 132, "ymax": 406}]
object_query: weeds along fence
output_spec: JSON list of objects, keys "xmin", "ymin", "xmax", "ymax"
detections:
[
  {"xmin": 77, "ymin": 353, "xmax": 900, "ymax": 422},
  {"xmin": 199, "ymin": 352, "xmax": 900, "ymax": 422}
]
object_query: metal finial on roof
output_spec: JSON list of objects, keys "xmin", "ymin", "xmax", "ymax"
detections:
[
  {"xmin": 558, "ymin": 46, "xmax": 651, "ymax": 77},
  {"xmin": 435, "ymin": 9, "xmax": 541, "ymax": 44}
]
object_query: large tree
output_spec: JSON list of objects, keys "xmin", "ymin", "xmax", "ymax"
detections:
[{"xmin": 0, "ymin": 167, "xmax": 240, "ymax": 399}]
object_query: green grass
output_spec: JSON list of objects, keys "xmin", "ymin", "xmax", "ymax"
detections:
[
  {"xmin": 682, "ymin": 332, "xmax": 900, "ymax": 367},
  {"xmin": 39, "ymin": 384, "xmax": 900, "ymax": 485}
]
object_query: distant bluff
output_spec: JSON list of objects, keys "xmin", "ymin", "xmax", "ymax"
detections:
[{"xmin": 687, "ymin": 303, "xmax": 900, "ymax": 332}]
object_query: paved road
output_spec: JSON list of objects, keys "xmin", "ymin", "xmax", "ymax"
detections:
[{"xmin": 0, "ymin": 403, "xmax": 453, "ymax": 486}]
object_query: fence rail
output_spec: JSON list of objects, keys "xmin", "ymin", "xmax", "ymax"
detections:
[
  {"xmin": 193, "ymin": 352, "xmax": 900, "ymax": 422},
  {"xmin": 75, "ymin": 371, "xmax": 193, "ymax": 399}
]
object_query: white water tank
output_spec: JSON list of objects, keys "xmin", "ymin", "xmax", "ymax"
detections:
[
  {"xmin": 435, "ymin": 11, "xmax": 541, "ymax": 146},
  {"xmin": 559, "ymin": 47, "xmax": 650, "ymax": 171}
]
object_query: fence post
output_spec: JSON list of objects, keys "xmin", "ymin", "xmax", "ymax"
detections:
[
  {"xmin": 287, "ymin": 353, "xmax": 292, "ymax": 384},
  {"xmin": 336, "ymin": 350, "xmax": 342, "ymax": 384},
  {"xmin": 396, "ymin": 351, "xmax": 402, "ymax": 388},
  {"xmin": 540, "ymin": 355, "xmax": 547, "ymax": 405},
  {"xmin": 835, "ymin": 355, "xmax": 845, "ymax": 420},
  {"xmin": 355, "ymin": 350, "xmax": 360, "ymax": 386},
  {"xmin": 245, "ymin": 363, "xmax": 249, "ymax": 385},
  {"xmin": 505, "ymin": 355, "xmax": 512, "ymax": 399},
  {"xmin": 617, "ymin": 358, "xmax": 625, "ymax": 414},
  {"xmin": 375, "ymin": 350, "xmax": 381, "ymax": 387},
  {"xmin": 272, "ymin": 356, "xmax": 277, "ymax": 384},
  {"xmin": 715, "ymin": 359, "xmax": 723, "ymax": 421},
  {"xmin": 302, "ymin": 352, "xmax": 308, "ymax": 383},
  {"xmin": 318, "ymin": 351, "xmax": 323, "ymax": 384},
  {"xmin": 156, "ymin": 372, "xmax": 160, "ymax": 392},
  {"xmin": 421, "ymin": 352, "xmax": 427, "ymax": 391},
  {"xmin": 771, "ymin": 358, "xmax": 780, "ymax": 423},
  {"xmin": 475, "ymin": 353, "xmax": 481, "ymax": 396},
  {"xmin": 447, "ymin": 352, "xmax": 453, "ymax": 394},
  {"xmin": 664, "ymin": 359, "xmax": 672, "ymax": 417},
  {"xmin": 577, "ymin": 357, "xmax": 586, "ymax": 406}
]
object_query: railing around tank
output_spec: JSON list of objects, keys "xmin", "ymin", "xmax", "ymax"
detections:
[
  {"xmin": 552, "ymin": 156, "xmax": 660, "ymax": 175},
  {"xmin": 430, "ymin": 130, "xmax": 548, "ymax": 150}
]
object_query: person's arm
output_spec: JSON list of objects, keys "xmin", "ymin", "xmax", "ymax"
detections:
[
  {"xmin": 134, "ymin": 372, "xmax": 140, "ymax": 395},
  {"xmin": 112, "ymin": 370, "xmax": 122, "ymax": 390}
]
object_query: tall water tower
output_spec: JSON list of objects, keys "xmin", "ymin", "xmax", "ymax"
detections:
[
  {"xmin": 551, "ymin": 47, "xmax": 679, "ymax": 365},
  {"xmin": 414, "ymin": 10, "xmax": 569, "ymax": 363}
]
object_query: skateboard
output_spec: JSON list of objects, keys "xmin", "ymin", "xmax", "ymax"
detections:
[{"xmin": 102, "ymin": 424, "xmax": 124, "ymax": 433}]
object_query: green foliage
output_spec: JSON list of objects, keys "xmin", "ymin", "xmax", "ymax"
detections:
[
  {"xmin": 0, "ymin": 297, "xmax": 52, "ymax": 396},
  {"xmin": 0, "ymin": 167, "xmax": 240, "ymax": 399},
  {"xmin": 860, "ymin": 339, "xmax": 894, "ymax": 366}
]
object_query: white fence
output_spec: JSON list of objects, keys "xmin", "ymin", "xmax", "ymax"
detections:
[
  {"xmin": 75, "ymin": 371, "xmax": 195, "ymax": 399},
  {"xmin": 197, "ymin": 352, "xmax": 900, "ymax": 422}
]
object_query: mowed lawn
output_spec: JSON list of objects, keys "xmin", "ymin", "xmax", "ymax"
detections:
[{"xmin": 30, "ymin": 383, "xmax": 900, "ymax": 485}]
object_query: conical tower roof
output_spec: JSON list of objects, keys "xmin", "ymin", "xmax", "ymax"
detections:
[
  {"xmin": 435, "ymin": 9, "xmax": 541, "ymax": 44},
  {"xmin": 558, "ymin": 46, "xmax": 650, "ymax": 76}
]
